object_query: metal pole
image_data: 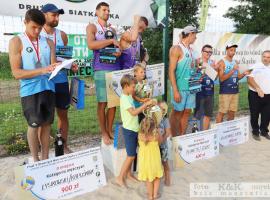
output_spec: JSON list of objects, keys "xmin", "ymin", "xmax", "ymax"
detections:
[{"xmin": 163, "ymin": 0, "xmax": 169, "ymax": 102}]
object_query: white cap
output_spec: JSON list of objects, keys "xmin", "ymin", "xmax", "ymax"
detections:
[
  {"xmin": 226, "ymin": 42, "xmax": 238, "ymax": 49},
  {"xmin": 182, "ymin": 25, "xmax": 200, "ymax": 34}
]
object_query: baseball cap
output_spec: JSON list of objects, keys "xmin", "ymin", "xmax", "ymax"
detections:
[
  {"xmin": 182, "ymin": 25, "xmax": 200, "ymax": 34},
  {"xmin": 41, "ymin": 4, "xmax": 64, "ymax": 14},
  {"xmin": 226, "ymin": 42, "xmax": 238, "ymax": 49}
]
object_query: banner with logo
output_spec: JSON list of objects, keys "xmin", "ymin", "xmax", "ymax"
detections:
[
  {"xmin": 173, "ymin": 29, "xmax": 270, "ymax": 72},
  {"xmin": 215, "ymin": 117, "xmax": 249, "ymax": 147},
  {"xmin": 105, "ymin": 63, "xmax": 164, "ymax": 108},
  {"xmin": 0, "ymin": 0, "xmax": 166, "ymax": 27},
  {"xmin": 14, "ymin": 148, "xmax": 106, "ymax": 199},
  {"xmin": 67, "ymin": 34, "xmax": 93, "ymax": 77},
  {"xmin": 172, "ymin": 129, "xmax": 219, "ymax": 165}
]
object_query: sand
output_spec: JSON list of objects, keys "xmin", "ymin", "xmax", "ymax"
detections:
[{"xmin": 1, "ymin": 132, "xmax": 270, "ymax": 200}]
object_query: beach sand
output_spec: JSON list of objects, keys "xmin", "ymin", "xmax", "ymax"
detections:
[{"xmin": 1, "ymin": 132, "xmax": 270, "ymax": 200}]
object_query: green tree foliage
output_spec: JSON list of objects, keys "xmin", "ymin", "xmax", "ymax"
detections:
[
  {"xmin": 143, "ymin": 0, "xmax": 201, "ymax": 64},
  {"xmin": 224, "ymin": 0, "xmax": 270, "ymax": 34}
]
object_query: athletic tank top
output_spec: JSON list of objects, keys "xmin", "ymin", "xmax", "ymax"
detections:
[
  {"xmin": 198, "ymin": 59, "xmax": 215, "ymax": 96},
  {"xmin": 119, "ymin": 30, "xmax": 141, "ymax": 69},
  {"xmin": 40, "ymin": 28, "xmax": 67, "ymax": 83},
  {"xmin": 19, "ymin": 33, "xmax": 54, "ymax": 97},
  {"xmin": 175, "ymin": 43, "xmax": 195, "ymax": 91},
  {"xmin": 93, "ymin": 21, "xmax": 120, "ymax": 71},
  {"xmin": 219, "ymin": 59, "xmax": 239, "ymax": 94}
]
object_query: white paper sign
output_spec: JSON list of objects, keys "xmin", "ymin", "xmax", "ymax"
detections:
[
  {"xmin": 205, "ymin": 64, "xmax": 218, "ymax": 81},
  {"xmin": 216, "ymin": 117, "xmax": 249, "ymax": 147},
  {"xmin": 254, "ymin": 73, "xmax": 270, "ymax": 94},
  {"xmin": 15, "ymin": 147, "xmax": 106, "ymax": 200},
  {"xmin": 0, "ymin": 0, "xmax": 165, "ymax": 27},
  {"xmin": 173, "ymin": 129, "xmax": 219, "ymax": 164},
  {"xmin": 106, "ymin": 63, "xmax": 164, "ymax": 108},
  {"xmin": 49, "ymin": 59, "xmax": 76, "ymax": 80}
]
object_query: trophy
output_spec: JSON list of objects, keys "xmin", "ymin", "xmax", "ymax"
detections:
[
  {"xmin": 143, "ymin": 104, "xmax": 163, "ymax": 126},
  {"xmin": 99, "ymin": 29, "xmax": 120, "ymax": 64}
]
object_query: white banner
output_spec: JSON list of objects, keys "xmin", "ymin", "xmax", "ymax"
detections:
[
  {"xmin": 173, "ymin": 129, "xmax": 219, "ymax": 164},
  {"xmin": 14, "ymin": 147, "xmax": 106, "ymax": 199},
  {"xmin": 216, "ymin": 117, "xmax": 249, "ymax": 147},
  {"xmin": 173, "ymin": 28, "xmax": 270, "ymax": 72},
  {"xmin": 106, "ymin": 63, "xmax": 164, "ymax": 108},
  {"xmin": 0, "ymin": 0, "xmax": 166, "ymax": 27}
]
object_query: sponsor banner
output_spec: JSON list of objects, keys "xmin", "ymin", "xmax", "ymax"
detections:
[
  {"xmin": 173, "ymin": 29, "xmax": 270, "ymax": 72},
  {"xmin": 173, "ymin": 129, "xmax": 219, "ymax": 164},
  {"xmin": 14, "ymin": 148, "xmax": 106, "ymax": 199},
  {"xmin": 216, "ymin": 117, "xmax": 249, "ymax": 147},
  {"xmin": 67, "ymin": 34, "xmax": 94, "ymax": 77},
  {"xmin": 105, "ymin": 63, "xmax": 164, "ymax": 108},
  {"xmin": 0, "ymin": 0, "xmax": 166, "ymax": 27}
]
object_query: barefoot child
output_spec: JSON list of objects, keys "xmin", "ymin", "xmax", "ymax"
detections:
[
  {"xmin": 116, "ymin": 74, "xmax": 154, "ymax": 187},
  {"xmin": 133, "ymin": 63, "xmax": 152, "ymax": 122},
  {"xmin": 138, "ymin": 117, "xmax": 163, "ymax": 200},
  {"xmin": 158, "ymin": 101, "xmax": 172, "ymax": 186}
]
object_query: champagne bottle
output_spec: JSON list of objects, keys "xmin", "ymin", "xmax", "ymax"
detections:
[{"xmin": 55, "ymin": 129, "xmax": 64, "ymax": 157}]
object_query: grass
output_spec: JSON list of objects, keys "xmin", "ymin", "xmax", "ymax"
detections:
[
  {"xmin": 0, "ymin": 82, "xmax": 249, "ymax": 145},
  {"xmin": 0, "ymin": 95, "xmax": 122, "ymax": 145}
]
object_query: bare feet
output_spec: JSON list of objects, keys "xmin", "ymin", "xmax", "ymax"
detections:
[
  {"xmin": 127, "ymin": 174, "xmax": 139, "ymax": 182},
  {"xmin": 164, "ymin": 176, "xmax": 171, "ymax": 186},
  {"xmin": 64, "ymin": 147, "xmax": 73, "ymax": 154},
  {"xmin": 153, "ymin": 193, "xmax": 161, "ymax": 199},
  {"xmin": 109, "ymin": 132, "xmax": 114, "ymax": 140},
  {"xmin": 102, "ymin": 132, "xmax": 112, "ymax": 145},
  {"xmin": 114, "ymin": 177, "xmax": 127, "ymax": 188}
]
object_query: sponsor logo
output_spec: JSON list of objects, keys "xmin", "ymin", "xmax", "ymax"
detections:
[{"xmin": 26, "ymin": 47, "xmax": 33, "ymax": 53}]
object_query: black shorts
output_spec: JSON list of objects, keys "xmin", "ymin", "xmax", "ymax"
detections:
[
  {"xmin": 21, "ymin": 90, "xmax": 55, "ymax": 128},
  {"xmin": 55, "ymin": 82, "xmax": 70, "ymax": 110},
  {"xmin": 195, "ymin": 95, "xmax": 214, "ymax": 118}
]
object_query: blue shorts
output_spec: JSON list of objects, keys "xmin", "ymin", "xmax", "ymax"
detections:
[
  {"xmin": 94, "ymin": 70, "xmax": 111, "ymax": 102},
  {"xmin": 55, "ymin": 82, "xmax": 70, "ymax": 110},
  {"xmin": 122, "ymin": 127, "xmax": 138, "ymax": 157},
  {"xmin": 171, "ymin": 89, "xmax": 196, "ymax": 111}
]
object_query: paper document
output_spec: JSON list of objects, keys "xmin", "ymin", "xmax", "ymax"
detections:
[
  {"xmin": 205, "ymin": 64, "xmax": 217, "ymax": 81},
  {"xmin": 49, "ymin": 59, "xmax": 76, "ymax": 80},
  {"xmin": 254, "ymin": 73, "xmax": 270, "ymax": 94}
]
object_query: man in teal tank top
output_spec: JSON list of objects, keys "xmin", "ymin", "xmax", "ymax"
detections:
[
  {"xmin": 9, "ymin": 9, "xmax": 59, "ymax": 162},
  {"xmin": 169, "ymin": 25, "xmax": 199, "ymax": 136}
]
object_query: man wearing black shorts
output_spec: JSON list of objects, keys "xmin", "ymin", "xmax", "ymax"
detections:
[
  {"xmin": 195, "ymin": 45, "xmax": 217, "ymax": 130},
  {"xmin": 41, "ymin": 4, "xmax": 78, "ymax": 153},
  {"xmin": 9, "ymin": 9, "xmax": 58, "ymax": 161}
]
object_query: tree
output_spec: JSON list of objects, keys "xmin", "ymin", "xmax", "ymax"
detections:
[
  {"xmin": 143, "ymin": 0, "xmax": 201, "ymax": 64},
  {"xmin": 224, "ymin": 0, "xmax": 270, "ymax": 34}
]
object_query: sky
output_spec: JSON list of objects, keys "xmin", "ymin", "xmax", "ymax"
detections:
[
  {"xmin": 0, "ymin": 0, "xmax": 240, "ymax": 52},
  {"xmin": 205, "ymin": 0, "xmax": 239, "ymax": 32}
]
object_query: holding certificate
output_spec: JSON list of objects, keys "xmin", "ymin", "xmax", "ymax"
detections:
[{"xmin": 194, "ymin": 44, "xmax": 217, "ymax": 130}]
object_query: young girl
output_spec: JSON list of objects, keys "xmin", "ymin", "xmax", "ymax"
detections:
[
  {"xmin": 138, "ymin": 117, "xmax": 163, "ymax": 200},
  {"xmin": 133, "ymin": 63, "xmax": 152, "ymax": 122},
  {"xmin": 158, "ymin": 101, "xmax": 172, "ymax": 186}
]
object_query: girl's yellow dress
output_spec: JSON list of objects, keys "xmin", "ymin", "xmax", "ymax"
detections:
[{"xmin": 138, "ymin": 136, "xmax": 163, "ymax": 182}]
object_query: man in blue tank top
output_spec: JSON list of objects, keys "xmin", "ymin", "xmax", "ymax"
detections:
[
  {"xmin": 216, "ymin": 43, "xmax": 249, "ymax": 123},
  {"xmin": 9, "ymin": 9, "xmax": 59, "ymax": 162},
  {"xmin": 86, "ymin": 2, "xmax": 121, "ymax": 145},
  {"xmin": 169, "ymin": 25, "xmax": 199, "ymax": 136},
  {"xmin": 41, "ymin": 4, "xmax": 78, "ymax": 154},
  {"xmin": 119, "ymin": 15, "xmax": 149, "ymax": 69},
  {"xmin": 195, "ymin": 44, "xmax": 217, "ymax": 130}
]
